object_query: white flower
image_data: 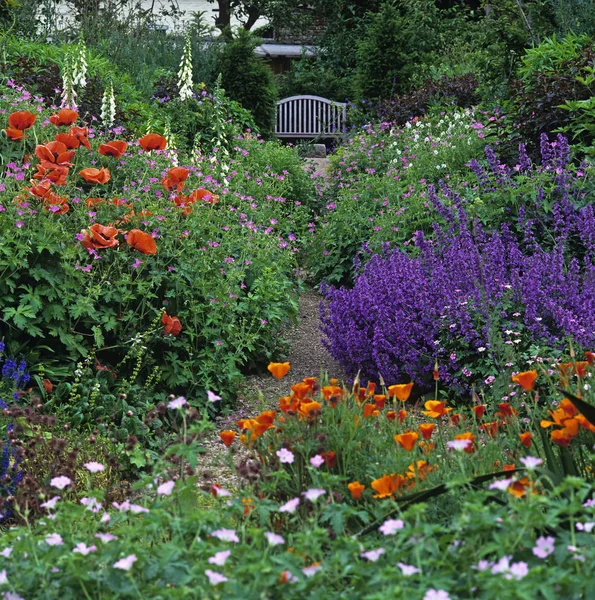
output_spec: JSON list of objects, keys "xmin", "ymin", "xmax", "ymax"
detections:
[
  {"xmin": 447, "ymin": 439, "xmax": 472, "ymax": 451},
  {"xmin": 489, "ymin": 478, "xmax": 513, "ymax": 491},
  {"xmin": 208, "ymin": 550, "xmax": 231, "ymax": 566},
  {"xmin": 168, "ymin": 396, "xmax": 187, "ymax": 409},
  {"xmin": 0, "ymin": 548, "xmax": 12, "ymax": 558},
  {"xmin": 100, "ymin": 82, "xmax": 116, "ymax": 129},
  {"xmin": 264, "ymin": 531, "xmax": 285, "ymax": 546},
  {"xmin": 276, "ymin": 448, "xmax": 294, "ymax": 464},
  {"xmin": 157, "ymin": 481, "xmax": 175, "ymax": 496},
  {"xmin": 205, "ymin": 569, "xmax": 228, "ymax": 585},
  {"xmin": 113, "ymin": 554, "xmax": 137, "ymax": 571},
  {"xmin": 177, "ymin": 34, "xmax": 194, "ymax": 101},
  {"xmin": 50, "ymin": 476, "xmax": 72, "ymax": 490}
]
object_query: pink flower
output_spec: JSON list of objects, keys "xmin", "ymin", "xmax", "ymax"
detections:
[
  {"xmin": 532, "ymin": 536, "xmax": 555, "ymax": 559},
  {"xmin": 488, "ymin": 478, "xmax": 514, "ymax": 491},
  {"xmin": 84, "ymin": 462, "xmax": 105, "ymax": 473},
  {"xmin": 0, "ymin": 570, "xmax": 8, "ymax": 585},
  {"xmin": 398, "ymin": 562, "xmax": 420, "ymax": 576},
  {"xmin": 423, "ymin": 590, "xmax": 450, "ymax": 600},
  {"xmin": 576, "ymin": 522, "xmax": 595, "ymax": 532},
  {"xmin": 360, "ymin": 548, "xmax": 385, "ymax": 562},
  {"xmin": 302, "ymin": 564, "xmax": 322, "ymax": 577},
  {"xmin": 167, "ymin": 396, "xmax": 187, "ymax": 409},
  {"xmin": 520, "ymin": 456, "xmax": 542, "ymax": 469},
  {"xmin": 211, "ymin": 528, "xmax": 240, "ymax": 543},
  {"xmin": 264, "ymin": 532, "xmax": 285, "ymax": 546},
  {"xmin": 73, "ymin": 543, "xmax": 96, "ymax": 556},
  {"xmin": 279, "ymin": 497, "xmax": 300, "ymax": 513},
  {"xmin": 205, "ymin": 569, "xmax": 228, "ymax": 585},
  {"xmin": 303, "ymin": 488, "xmax": 326, "ymax": 502},
  {"xmin": 279, "ymin": 570, "xmax": 298, "ymax": 583},
  {"xmin": 309, "ymin": 455, "xmax": 325, "ymax": 468},
  {"xmin": 113, "ymin": 555, "xmax": 137, "ymax": 570},
  {"xmin": 207, "ymin": 390, "xmax": 222, "ymax": 403},
  {"xmin": 379, "ymin": 519, "xmax": 404, "ymax": 535},
  {"xmin": 96, "ymin": 533, "xmax": 118, "ymax": 543},
  {"xmin": 45, "ymin": 533, "xmax": 64, "ymax": 546},
  {"xmin": 157, "ymin": 481, "xmax": 175, "ymax": 496},
  {"xmin": 40, "ymin": 496, "xmax": 60, "ymax": 510},
  {"xmin": 50, "ymin": 476, "xmax": 72, "ymax": 490},
  {"xmin": 0, "ymin": 548, "xmax": 12, "ymax": 558},
  {"xmin": 447, "ymin": 439, "xmax": 471, "ymax": 451},
  {"xmin": 80, "ymin": 497, "xmax": 102, "ymax": 513},
  {"xmin": 276, "ymin": 448, "xmax": 294, "ymax": 464},
  {"xmin": 208, "ymin": 550, "xmax": 231, "ymax": 566}
]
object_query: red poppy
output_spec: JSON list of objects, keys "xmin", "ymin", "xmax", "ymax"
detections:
[
  {"xmin": 68, "ymin": 126, "xmax": 91, "ymax": 149},
  {"xmin": 162, "ymin": 311, "xmax": 182, "ymax": 336},
  {"xmin": 32, "ymin": 164, "xmax": 69, "ymax": 185},
  {"xmin": 42, "ymin": 378, "xmax": 53, "ymax": 393},
  {"xmin": 138, "ymin": 133, "xmax": 167, "ymax": 151},
  {"xmin": 35, "ymin": 141, "xmax": 75, "ymax": 168},
  {"xmin": 189, "ymin": 187, "xmax": 220, "ymax": 205},
  {"xmin": 126, "ymin": 229, "xmax": 157, "ymax": 255},
  {"xmin": 472, "ymin": 405, "xmax": 486, "ymax": 419},
  {"xmin": 54, "ymin": 133, "xmax": 80, "ymax": 149},
  {"xmin": 29, "ymin": 180, "xmax": 52, "ymax": 199},
  {"xmin": 85, "ymin": 197, "xmax": 105, "ymax": 208},
  {"xmin": 4, "ymin": 127, "xmax": 24, "ymax": 141},
  {"xmin": 162, "ymin": 167, "xmax": 190, "ymax": 192},
  {"xmin": 42, "ymin": 192, "xmax": 70, "ymax": 215},
  {"xmin": 98, "ymin": 140, "xmax": 128, "ymax": 158},
  {"xmin": 8, "ymin": 111, "xmax": 37, "ymax": 130},
  {"xmin": 322, "ymin": 451, "xmax": 336, "ymax": 468},
  {"xmin": 80, "ymin": 224, "xmax": 120, "ymax": 249},
  {"xmin": 80, "ymin": 167, "xmax": 111, "ymax": 184},
  {"xmin": 49, "ymin": 108, "xmax": 78, "ymax": 126}
]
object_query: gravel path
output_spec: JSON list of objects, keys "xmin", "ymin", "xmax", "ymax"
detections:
[{"xmin": 199, "ymin": 290, "xmax": 345, "ymax": 490}]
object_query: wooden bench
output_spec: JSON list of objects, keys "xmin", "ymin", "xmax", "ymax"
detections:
[{"xmin": 275, "ymin": 95, "xmax": 347, "ymax": 138}]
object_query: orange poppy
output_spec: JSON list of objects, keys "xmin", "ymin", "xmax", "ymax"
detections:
[
  {"xmin": 371, "ymin": 473, "xmax": 406, "ymax": 498},
  {"xmin": 42, "ymin": 192, "xmax": 70, "ymax": 215},
  {"xmin": 422, "ymin": 400, "xmax": 452, "ymax": 419},
  {"xmin": 366, "ymin": 382, "xmax": 376, "ymax": 396},
  {"xmin": 586, "ymin": 351, "xmax": 595, "ymax": 366},
  {"xmin": 54, "ymin": 133, "xmax": 80, "ymax": 149},
  {"xmin": 348, "ymin": 481, "xmax": 365, "ymax": 500},
  {"xmin": 394, "ymin": 431, "xmax": 419, "ymax": 451},
  {"xmin": 519, "ymin": 432, "xmax": 533, "ymax": 448},
  {"xmin": 298, "ymin": 401, "xmax": 322, "ymax": 420},
  {"xmin": 80, "ymin": 224, "xmax": 120, "ymax": 249},
  {"xmin": 256, "ymin": 410, "xmax": 276, "ymax": 425},
  {"xmin": 49, "ymin": 108, "xmax": 78, "ymax": 126},
  {"xmin": 126, "ymin": 229, "xmax": 157, "ymax": 255},
  {"xmin": 278, "ymin": 395, "xmax": 299, "ymax": 414},
  {"xmin": 189, "ymin": 187, "xmax": 220, "ymax": 205},
  {"xmin": 363, "ymin": 403, "xmax": 379, "ymax": 418},
  {"xmin": 508, "ymin": 477, "xmax": 533, "ymax": 498},
  {"xmin": 373, "ymin": 394, "xmax": 386, "ymax": 409},
  {"xmin": 4, "ymin": 127, "xmax": 24, "ymax": 141},
  {"xmin": 576, "ymin": 413, "xmax": 595, "ymax": 433},
  {"xmin": 322, "ymin": 451, "xmax": 336, "ymax": 468},
  {"xmin": 479, "ymin": 421, "xmax": 500, "ymax": 437},
  {"xmin": 98, "ymin": 140, "xmax": 128, "ymax": 158},
  {"xmin": 449, "ymin": 413, "xmax": 462, "ymax": 426},
  {"xmin": 406, "ymin": 460, "xmax": 432, "ymax": 481},
  {"xmin": 35, "ymin": 141, "xmax": 75, "ymax": 168},
  {"xmin": 496, "ymin": 402, "xmax": 517, "ymax": 419},
  {"xmin": 398, "ymin": 409, "xmax": 407, "ymax": 423},
  {"xmin": 419, "ymin": 423, "xmax": 435, "ymax": 440},
  {"xmin": 162, "ymin": 167, "xmax": 190, "ymax": 192},
  {"xmin": 80, "ymin": 167, "xmax": 111, "ymax": 184},
  {"xmin": 454, "ymin": 432, "xmax": 475, "ymax": 454},
  {"xmin": 32, "ymin": 164, "xmax": 69, "ymax": 185},
  {"xmin": 8, "ymin": 111, "xmax": 37, "ymax": 130},
  {"xmin": 85, "ymin": 197, "xmax": 105, "ymax": 208},
  {"xmin": 291, "ymin": 382, "xmax": 311, "ymax": 400},
  {"xmin": 388, "ymin": 382, "xmax": 414, "ymax": 402},
  {"xmin": 162, "ymin": 312, "xmax": 182, "ymax": 336},
  {"xmin": 219, "ymin": 430, "xmax": 236, "ymax": 447},
  {"xmin": 550, "ymin": 429, "xmax": 573, "ymax": 447},
  {"xmin": 472, "ymin": 405, "xmax": 486, "ymax": 419},
  {"xmin": 42, "ymin": 378, "xmax": 53, "ymax": 393},
  {"xmin": 511, "ymin": 370, "xmax": 538, "ymax": 391},
  {"xmin": 268, "ymin": 362, "xmax": 290, "ymax": 379},
  {"xmin": 28, "ymin": 180, "xmax": 53, "ymax": 199},
  {"xmin": 322, "ymin": 385, "xmax": 343, "ymax": 401},
  {"xmin": 68, "ymin": 126, "xmax": 91, "ymax": 149},
  {"xmin": 540, "ymin": 399, "xmax": 579, "ymax": 438},
  {"xmin": 139, "ymin": 133, "xmax": 167, "ymax": 151},
  {"xmin": 503, "ymin": 464, "xmax": 516, "ymax": 471}
]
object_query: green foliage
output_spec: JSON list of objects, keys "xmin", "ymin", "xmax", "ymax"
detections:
[{"xmin": 216, "ymin": 29, "xmax": 278, "ymax": 137}]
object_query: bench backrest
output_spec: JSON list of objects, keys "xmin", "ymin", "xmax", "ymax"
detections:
[{"xmin": 275, "ymin": 95, "xmax": 347, "ymax": 138}]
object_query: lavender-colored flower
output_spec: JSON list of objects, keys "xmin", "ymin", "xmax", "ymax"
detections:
[
  {"xmin": 360, "ymin": 548, "xmax": 385, "ymax": 562},
  {"xmin": 50, "ymin": 476, "xmax": 72, "ymax": 490},
  {"xmin": 45, "ymin": 533, "xmax": 64, "ymax": 546},
  {"xmin": 379, "ymin": 519, "xmax": 404, "ymax": 535},
  {"xmin": 276, "ymin": 448, "xmax": 294, "ymax": 464},
  {"xmin": 113, "ymin": 555, "xmax": 137, "ymax": 570},
  {"xmin": 279, "ymin": 497, "xmax": 300, "ymax": 513},
  {"xmin": 309, "ymin": 455, "xmax": 325, "ymax": 468},
  {"xmin": 208, "ymin": 550, "xmax": 231, "ymax": 566},
  {"xmin": 211, "ymin": 529, "xmax": 240, "ymax": 543},
  {"xmin": 532, "ymin": 536, "xmax": 555, "ymax": 559},
  {"xmin": 423, "ymin": 589, "xmax": 450, "ymax": 600},
  {"xmin": 84, "ymin": 462, "xmax": 105, "ymax": 473},
  {"xmin": 157, "ymin": 481, "xmax": 175, "ymax": 496},
  {"xmin": 167, "ymin": 396, "xmax": 187, "ymax": 409},
  {"xmin": 397, "ymin": 562, "xmax": 420, "ymax": 576},
  {"xmin": 520, "ymin": 456, "xmax": 542, "ymax": 469},
  {"xmin": 264, "ymin": 532, "xmax": 285, "ymax": 546},
  {"xmin": 205, "ymin": 569, "xmax": 228, "ymax": 585},
  {"xmin": 302, "ymin": 488, "xmax": 326, "ymax": 502},
  {"xmin": 73, "ymin": 543, "xmax": 96, "ymax": 556}
]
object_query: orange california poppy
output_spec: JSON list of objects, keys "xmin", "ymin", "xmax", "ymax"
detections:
[
  {"xmin": 49, "ymin": 108, "xmax": 78, "ymax": 126},
  {"xmin": 508, "ymin": 477, "xmax": 533, "ymax": 498},
  {"xmin": 550, "ymin": 428, "xmax": 573, "ymax": 447},
  {"xmin": 540, "ymin": 400, "xmax": 579, "ymax": 437},
  {"xmin": 126, "ymin": 229, "xmax": 157, "ymax": 255},
  {"xmin": 419, "ymin": 423, "xmax": 435, "ymax": 440},
  {"xmin": 139, "ymin": 133, "xmax": 167, "ymax": 151},
  {"xmin": 42, "ymin": 378, "xmax": 53, "ymax": 393},
  {"xmin": 8, "ymin": 111, "xmax": 37, "ymax": 130},
  {"xmin": 472, "ymin": 405, "xmax": 486, "ymax": 419},
  {"xmin": 54, "ymin": 133, "xmax": 80, "ymax": 149},
  {"xmin": 80, "ymin": 224, "xmax": 120, "ymax": 250},
  {"xmin": 323, "ymin": 451, "xmax": 337, "ymax": 468},
  {"xmin": 256, "ymin": 411, "xmax": 277, "ymax": 425},
  {"xmin": 479, "ymin": 421, "xmax": 500, "ymax": 437},
  {"xmin": 162, "ymin": 312, "xmax": 182, "ymax": 336},
  {"xmin": 189, "ymin": 187, "xmax": 220, "ymax": 205},
  {"xmin": 291, "ymin": 381, "xmax": 311, "ymax": 400},
  {"xmin": 219, "ymin": 430, "xmax": 236, "ymax": 447},
  {"xmin": 388, "ymin": 382, "xmax": 414, "ymax": 402},
  {"xmin": 298, "ymin": 400, "xmax": 322, "ymax": 420},
  {"xmin": 454, "ymin": 432, "xmax": 475, "ymax": 454},
  {"xmin": 422, "ymin": 400, "xmax": 452, "ymax": 419},
  {"xmin": 511, "ymin": 370, "xmax": 538, "ymax": 391},
  {"xmin": 68, "ymin": 126, "xmax": 91, "ymax": 149},
  {"xmin": 519, "ymin": 432, "xmax": 533, "ymax": 448},
  {"xmin": 5, "ymin": 127, "xmax": 24, "ymax": 140},
  {"xmin": 278, "ymin": 395, "xmax": 299, "ymax": 414},
  {"xmin": 394, "ymin": 431, "xmax": 419, "ymax": 451},
  {"xmin": 98, "ymin": 140, "xmax": 128, "ymax": 158},
  {"xmin": 322, "ymin": 385, "xmax": 343, "ymax": 401},
  {"xmin": 348, "ymin": 481, "xmax": 365, "ymax": 500},
  {"xmin": 366, "ymin": 382, "xmax": 376, "ymax": 396},
  {"xmin": 398, "ymin": 409, "xmax": 407, "ymax": 423},
  {"xmin": 268, "ymin": 362, "xmax": 290, "ymax": 379},
  {"xmin": 80, "ymin": 167, "xmax": 111, "ymax": 184},
  {"xmin": 496, "ymin": 402, "xmax": 517, "ymax": 419},
  {"xmin": 374, "ymin": 394, "xmax": 386, "ymax": 410},
  {"xmin": 576, "ymin": 413, "xmax": 595, "ymax": 433},
  {"xmin": 449, "ymin": 413, "xmax": 462, "ymax": 426},
  {"xmin": 363, "ymin": 403, "xmax": 379, "ymax": 418},
  {"xmin": 162, "ymin": 167, "xmax": 190, "ymax": 192},
  {"xmin": 371, "ymin": 474, "xmax": 407, "ymax": 498},
  {"xmin": 406, "ymin": 460, "xmax": 432, "ymax": 481},
  {"xmin": 386, "ymin": 410, "xmax": 396, "ymax": 422}
]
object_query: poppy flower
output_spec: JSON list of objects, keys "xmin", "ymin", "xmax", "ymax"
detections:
[
  {"xmin": 480, "ymin": 421, "xmax": 500, "ymax": 437},
  {"xmin": 366, "ymin": 382, "xmax": 376, "ymax": 396},
  {"xmin": 454, "ymin": 432, "xmax": 475, "ymax": 454},
  {"xmin": 35, "ymin": 141, "xmax": 75, "ymax": 168},
  {"xmin": 363, "ymin": 403, "xmax": 379, "ymax": 418},
  {"xmin": 387, "ymin": 382, "xmax": 414, "ymax": 402},
  {"xmin": 268, "ymin": 362, "xmax": 290, "ymax": 379},
  {"xmin": 422, "ymin": 400, "xmax": 452, "ymax": 419},
  {"xmin": 322, "ymin": 451, "xmax": 336, "ymax": 468},
  {"xmin": 449, "ymin": 413, "xmax": 462, "ymax": 426},
  {"xmin": 472, "ymin": 405, "xmax": 486, "ymax": 419},
  {"xmin": 394, "ymin": 432, "xmax": 419, "ymax": 451},
  {"xmin": 29, "ymin": 180, "xmax": 53, "ymax": 199},
  {"xmin": 586, "ymin": 351, "xmax": 595, "ymax": 366},
  {"xmin": 496, "ymin": 402, "xmax": 517, "ymax": 419},
  {"xmin": 98, "ymin": 140, "xmax": 128, "ymax": 158},
  {"xmin": 4, "ymin": 127, "xmax": 24, "ymax": 140},
  {"xmin": 139, "ymin": 133, "xmax": 167, "ymax": 151},
  {"xmin": 348, "ymin": 481, "xmax": 365, "ymax": 500},
  {"xmin": 162, "ymin": 312, "xmax": 182, "ymax": 336},
  {"xmin": 126, "ymin": 229, "xmax": 157, "ymax": 255},
  {"xmin": 321, "ymin": 385, "xmax": 343, "ymax": 401},
  {"xmin": 54, "ymin": 133, "xmax": 80, "ymax": 149},
  {"xmin": 419, "ymin": 423, "xmax": 435, "ymax": 440},
  {"xmin": 519, "ymin": 432, "xmax": 533, "ymax": 448},
  {"xmin": 69, "ymin": 126, "xmax": 91, "ymax": 149},
  {"xmin": 256, "ymin": 411, "xmax": 276, "ymax": 425},
  {"xmin": 8, "ymin": 111, "xmax": 37, "ymax": 130},
  {"xmin": 576, "ymin": 413, "xmax": 595, "ymax": 432},
  {"xmin": 278, "ymin": 395, "xmax": 299, "ymax": 414},
  {"xmin": 42, "ymin": 378, "xmax": 53, "ymax": 393},
  {"xmin": 80, "ymin": 224, "xmax": 120, "ymax": 249},
  {"xmin": 49, "ymin": 108, "xmax": 79, "ymax": 126},
  {"xmin": 42, "ymin": 192, "xmax": 70, "ymax": 215},
  {"xmin": 85, "ymin": 197, "xmax": 105, "ymax": 208},
  {"xmin": 80, "ymin": 167, "xmax": 111, "ymax": 184},
  {"xmin": 508, "ymin": 477, "xmax": 533, "ymax": 498},
  {"xmin": 189, "ymin": 187, "xmax": 220, "ymax": 205},
  {"xmin": 511, "ymin": 370, "xmax": 538, "ymax": 391},
  {"xmin": 32, "ymin": 164, "xmax": 69, "ymax": 185},
  {"xmin": 371, "ymin": 474, "xmax": 406, "ymax": 498},
  {"xmin": 162, "ymin": 166, "xmax": 190, "ymax": 192},
  {"xmin": 219, "ymin": 430, "xmax": 236, "ymax": 447},
  {"xmin": 407, "ymin": 460, "xmax": 432, "ymax": 481},
  {"xmin": 298, "ymin": 401, "xmax": 322, "ymax": 420},
  {"xmin": 550, "ymin": 429, "xmax": 573, "ymax": 446},
  {"xmin": 290, "ymin": 381, "xmax": 311, "ymax": 400},
  {"xmin": 374, "ymin": 394, "xmax": 386, "ymax": 410}
]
